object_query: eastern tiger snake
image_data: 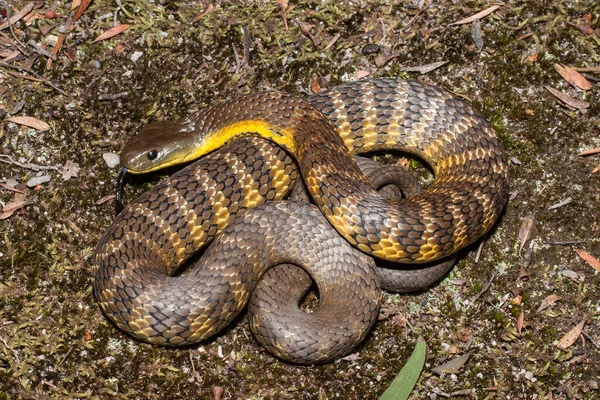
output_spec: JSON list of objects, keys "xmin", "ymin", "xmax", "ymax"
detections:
[{"xmin": 93, "ymin": 78, "xmax": 509, "ymax": 364}]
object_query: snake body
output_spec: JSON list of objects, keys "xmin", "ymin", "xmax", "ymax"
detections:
[{"xmin": 94, "ymin": 79, "xmax": 509, "ymax": 363}]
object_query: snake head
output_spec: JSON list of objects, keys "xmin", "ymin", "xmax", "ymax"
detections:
[{"xmin": 120, "ymin": 121, "xmax": 199, "ymax": 174}]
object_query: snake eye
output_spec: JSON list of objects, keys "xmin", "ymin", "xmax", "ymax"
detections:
[{"xmin": 147, "ymin": 150, "xmax": 159, "ymax": 160}]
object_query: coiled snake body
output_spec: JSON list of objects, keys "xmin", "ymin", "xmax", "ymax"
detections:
[{"xmin": 94, "ymin": 79, "xmax": 508, "ymax": 363}]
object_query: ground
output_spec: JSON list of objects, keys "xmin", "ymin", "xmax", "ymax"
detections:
[{"xmin": 1, "ymin": 0, "xmax": 599, "ymax": 399}]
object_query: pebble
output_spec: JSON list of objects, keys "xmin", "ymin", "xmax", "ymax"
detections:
[
  {"xmin": 361, "ymin": 43, "xmax": 381, "ymax": 55},
  {"xmin": 130, "ymin": 51, "xmax": 143, "ymax": 62},
  {"xmin": 103, "ymin": 152, "xmax": 120, "ymax": 168}
]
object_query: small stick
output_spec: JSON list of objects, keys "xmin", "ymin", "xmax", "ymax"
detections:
[
  {"xmin": 0, "ymin": 61, "xmax": 69, "ymax": 96},
  {"xmin": 0, "ymin": 154, "xmax": 60, "ymax": 172},
  {"xmin": 544, "ymin": 240, "xmax": 581, "ymax": 246},
  {"xmin": 471, "ymin": 271, "xmax": 498, "ymax": 303}
]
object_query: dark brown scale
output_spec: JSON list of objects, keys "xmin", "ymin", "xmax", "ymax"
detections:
[{"xmin": 94, "ymin": 79, "xmax": 509, "ymax": 363}]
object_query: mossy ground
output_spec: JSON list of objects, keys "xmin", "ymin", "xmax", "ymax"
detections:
[{"xmin": 1, "ymin": 0, "xmax": 599, "ymax": 398}]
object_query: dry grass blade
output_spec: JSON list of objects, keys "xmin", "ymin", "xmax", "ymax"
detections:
[
  {"xmin": 451, "ymin": 6, "xmax": 500, "ymax": 25},
  {"xmin": 554, "ymin": 64, "xmax": 592, "ymax": 90},
  {"xmin": 575, "ymin": 249, "xmax": 600, "ymax": 272}
]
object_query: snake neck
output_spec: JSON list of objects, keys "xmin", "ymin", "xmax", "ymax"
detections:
[
  {"xmin": 198, "ymin": 119, "xmax": 297, "ymax": 158},
  {"xmin": 187, "ymin": 91, "xmax": 318, "ymax": 159}
]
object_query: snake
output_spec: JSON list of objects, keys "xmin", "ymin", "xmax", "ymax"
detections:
[{"xmin": 94, "ymin": 78, "xmax": 509, "ymax": 363}]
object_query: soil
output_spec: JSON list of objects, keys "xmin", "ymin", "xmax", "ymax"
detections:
[{"xmin": 1, "ymin": 1, "xmax": 599, "ymax": 399}]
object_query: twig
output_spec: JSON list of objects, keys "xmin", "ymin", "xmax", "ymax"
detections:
[
  {"xmin": 0, "ymin": 31, "xmax": 28, "ymax": 56},
  {"xmin": 98, "ymin": 92, "xmax": 128, "ymax": 101},
  {"xmin": 242, "ymin": 25, "xmax": 250, "ymax": 67},
  {"xmin": 58, "ymin": 346, "xmax": 73, "ymax": 366},
  {"xmin": 27, "ymin": 39, "xmax": 56, "ymax": 60},
  {"xmin": 474, "ymin": 237, "xmax": 486, "ymax": 263},
  {"xmin": 582, "ymin": 331, "xmax": 600, "ymax": 350},
  {"xmin": 402, "ymin": 0, "xmax": 429, "ymax": 32},
  {"xmin": 0, "ymin": 154, "xmax": 60, "ymax": 172},
  {"xmin": 0, "ymin": 61, "xmax": 69, "ymax": 96},
  {"xmin": 323, "ymin": 33, "xmax": 340, "ymax": 51},
  {"xmin": 471, "ymin": 271, "xmax": 498, "ymax": 303},
  {"xmin": 189, "ymin": 350, "xmax": 196, "ymax": 373},
  {"xmin": 544, "ymin": 240, "xmax": 582, "ymax": 246},
  {"xmin": 548, "ymin": 197, "xmax": 572, "ymax": 210},
  {"xmin": 0, "ymin": 334, "xmax": 19, "ymax": 364}
]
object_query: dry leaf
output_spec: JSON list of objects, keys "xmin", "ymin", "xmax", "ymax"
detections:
[
  {"xmin": 517, "ymin": 212, "xmax": 535, "ymax": 255},
  {"xmin": 578, "ymin": 148, "xmax": 600, "ymax": 156},
  {"xmin": 23, "ymin": 11, "xmax": 46, "ymax": 24},
  {"xmin": 401, "ymin": 61, "xmax": 448, "ymax": 74},
  {"xmin": 537, "ymin": 294, "xmax": 561, "ymax": 312},
  {"xmin": 575, "ymin": 249, "xmax": 600, "ymax": 272},
  {"xmin": 431, "ymin": 352, "xmax": 471, "ymax": 375},
  {"xmin": 457, "ymin": 328, "xmax": 472, "ymax": 342},
  {"xmin": 310, "ymin": 75, "xmax": 321, "ymax": 94},
  {"xmin": 212, "ymin": 386, "xmax": 224, "ymax": 400},
  {"xmin": 512, "ymin": 295, "xmax": 522, "ymax": 305},
  {"xmin": 545, "ymin": 86, "xmax": 590, "ymax": 110},
  {"xmin": 193, "ymin": 4, "xmax": 215, "ymax": 22},
  {"xmin": 519, "ymin": 265, "xmax": 530, "ymax": 281},
  {"xmin": 516, "ymin": 310, "xmax": 524, "ymax": 334},
  {"xmin": 518, "ymin": 32, "xmax": 535, "ymax": 40},
  {"xmin": 72, "ymin": 0, "xmax": 92, "ymax": 23},
  {"xmin": 0, "ymin": 2, "xmax": 35, "ymax": 30},
  {"xmin": 374, "ymin": 53, "xmax": 399, "ymax": 68},
  {"xmin": 66, "ymin": 45, "xmax": 77, "ymax": 62},
  {"xmin": 593, "ymin": 163, "xmax": 600, "ymax": 174},
  {"xmin": 0, "ymin": 192, "xmax": 30, "ymax": 220},
  {"xmin": 524, "ymin": 53, "xmax": 538, "ymax": 63},
  {"xmin": 93, "ymin": 24, "xmax": 131, "ymax": 43},
  {"xmin": 60, "ymin": 160, "xmax": 80, "ymax": 181},
  {"xmin": 561, "ymin": 269, "xmax": 583, "ymax": 283},
  {"xmin": 70, "ymin": 0, "xmax": 82, "ymax": 11},
  {"xmin": 471, "ymin": 19, "xmax": 484, "ymax": 50},
  {"xmin": 554, "ymin": 64, "xmax": 592, "ymax": 90},
  {"xmin": 557, "ymin": 319, "xmax": 586, "ymax": 351},
  {"xmin": 7, "ymin": 116, "xmax": 51, "ymax": 131},
  {"xmin": 46, "ymin": 33, "xmax": 66, "ymax": 70},
  {"xmin": 451, "ymin": 5, "xmax": 500, "ymax": 25},
  {"xmin": 45, "ymin": 10, "xmax": 61, "ymax": 19},
  {"xmin": 96, "ymin": 194, "xmax": 116, "ymax": 205},
  {"xmin": 0, "ymin": 183, "xmax": 25, "ymax": 194},
  {"xmin": 573, "ymin": 24, "xmax": 594, "ymax": 35}
]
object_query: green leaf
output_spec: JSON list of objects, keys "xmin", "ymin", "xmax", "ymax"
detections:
[{"xmin": 378, "ymin": 339, "xmax": 426, "ymax": 400}]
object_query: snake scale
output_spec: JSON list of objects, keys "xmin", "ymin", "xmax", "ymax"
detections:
[{"xmin": 94, "ymin": 78, "xmax": 509, "ymax": 363}]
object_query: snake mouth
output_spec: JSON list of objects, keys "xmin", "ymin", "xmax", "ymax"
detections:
[{"xmin": 115, "ymin": 167, "xmax": 128, "ymax": 215}]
